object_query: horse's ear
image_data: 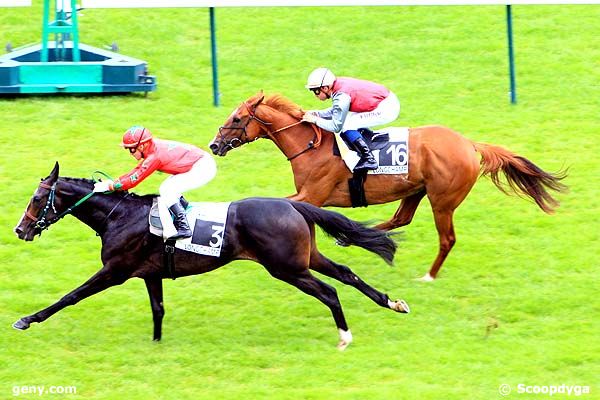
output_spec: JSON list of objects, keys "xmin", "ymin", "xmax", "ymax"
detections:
[
  {"xmin": 252, "ymin": 91, "xmax": 265, "ymax": 107},
  {"xmin": 48, "ymin": 161, "xmax": 59, "ymax": 182}
]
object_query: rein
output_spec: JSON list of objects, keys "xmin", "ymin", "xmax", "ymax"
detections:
[{"xmin": 284, "ymin": 123, "xmax": 323, "ymax": 161}]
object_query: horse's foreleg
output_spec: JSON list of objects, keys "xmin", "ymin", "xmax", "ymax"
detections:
[
  {"xmin": 309, "ymin": 253, "xmax": 410, "ymax": 313},
  {"xmin": 144, "ymin": 278, "xmax": 164, "ymax": 341},
  {"xmin": 13, "ymin": 267, "xmax": 128, "ymax": 331},
  {"xmin": 375, "ymin": 191, "xmax": 425, "ymax": 231},
  {"xmin": 287, "ymin": 176, "xmax": 338, "ymax": 206},
  {"xmin": 287, "ymin": 191, "xmax": 326, "ymax": 207}
]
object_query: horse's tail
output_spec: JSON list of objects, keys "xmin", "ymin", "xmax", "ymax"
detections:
[
  {"xmin": 289, "ymin": 200, "xmax": 397, "ymax": 265},
  {"xmin": 473, "ymin": 142, "xmax": 568, "ymax": 214}
]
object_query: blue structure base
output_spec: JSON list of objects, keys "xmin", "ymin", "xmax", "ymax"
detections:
[{"xmin": 0, "ymin": 42, "xmax": 156, "ymax": 94}]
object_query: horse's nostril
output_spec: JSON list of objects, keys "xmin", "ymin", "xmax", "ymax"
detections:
[
  {"xmin": 14, "ymin": 227, "xmax": 22, "ymax": 235},
  {"xmin": 209, "ymin": 143, "xmax": 218, "ymax": 154}
]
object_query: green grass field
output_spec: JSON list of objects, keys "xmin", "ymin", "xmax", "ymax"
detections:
[{"xmin": 1, "ymin": 4, "xmax": 599, "ymax": 399}]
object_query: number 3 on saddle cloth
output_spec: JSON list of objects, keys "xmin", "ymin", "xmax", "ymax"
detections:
[
  {"xmin": 333, "ymin": 127, "xmax": 410, "ymax": 207},
  {"xmin": 149, "ymin": 198, "xmax": 231, "ymax": 257}
]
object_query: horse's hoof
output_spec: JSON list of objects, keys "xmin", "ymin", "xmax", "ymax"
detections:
[
  {"xmin": 13, "ymin": 318, "xmax": 30, "ymax": 330},
  {"xmin": 337, "ymin": 328, "xmax": 352, "ymax": 351},
  {"xmin": 415, "ymin": 273, "xmax": 435, "ymax": 282},
  {"xmin": 392, "ymin": 299, "xmax": 410, "ymax": 314},
  {"xmin": 337, "ymin": 340, "xmax": 351, "ymax": 351}
]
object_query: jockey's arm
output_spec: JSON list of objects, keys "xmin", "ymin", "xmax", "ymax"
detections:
[
  {"xmin": 112, "ymin": 155, "xmax": 160, "ymax": 191},
  {"xmin": 314, "ymin": 92, "xmax": 351, "ymax": 134}
]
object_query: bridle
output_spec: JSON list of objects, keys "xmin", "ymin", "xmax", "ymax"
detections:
[
  {"xmin": 217, "ymin": 101, "xmax": 321, "ymax": 161},
  {"xmin": 23, "ymin": 180, "xmax": 94, "ymax": 233},
  {"xmin": 215, "ymin": 102, "xmax": 269, "ymax": 150}
]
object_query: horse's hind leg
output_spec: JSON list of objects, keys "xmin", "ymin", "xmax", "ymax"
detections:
[
  {"xmin": 309, "ymin": 253, "xmax": 409, "ymax": 313},
  {"xmin": 145, "ymin": 278, "xmax": 165, "ymax": 341},
  {"xmin": 264, "ymin": 266, "xmax": 353, "ymax": 350},
  {"xmin": 420, "ymin": 208, "xmax": 456, "ymax": 281},
  {"xmin": 423, "ymin": 175, "xmax": 476, "ymax": 281},
  {"xmin": 375, "ymin": 191, "xmax": 426, "ymax": 231}
]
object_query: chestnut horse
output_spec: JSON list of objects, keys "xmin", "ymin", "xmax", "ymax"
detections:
[{"xmin": 209, "ymin": 92, "xmax": 568, "ymax": 281}]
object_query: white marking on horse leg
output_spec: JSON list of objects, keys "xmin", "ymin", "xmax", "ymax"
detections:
[
  {"xmin": 415, "ymin": 272, "xmax": 435, "ymax": 282},
  {"xmin": 337, "ymin": 328, "xmax": 353, "ymax": 351}
]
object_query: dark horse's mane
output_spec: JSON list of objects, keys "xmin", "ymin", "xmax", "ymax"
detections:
[
  {"xmin": 61, "ymin": 177, "xmax": 156, "ymax": 201},
  {"xmin": 264, "ymin": 94, "xmax": 304, "ymax": 120}
]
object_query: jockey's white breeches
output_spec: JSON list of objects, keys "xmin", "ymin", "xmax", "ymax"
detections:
[
  {"xmin": 342, "ymin": 92, "xmax": 400, "ymax": 131},
  {"xmin": 157, "ymin": 155, "xmax": 216, "ymax": 238},
  {"xmin": 159, "ymin": 155, "xmax": 217, "ymax": 207}
]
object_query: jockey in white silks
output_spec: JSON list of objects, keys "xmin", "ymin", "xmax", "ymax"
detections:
[{"xmin": 302, "ymin": 67, "xmax": 400, "ymax": 172}]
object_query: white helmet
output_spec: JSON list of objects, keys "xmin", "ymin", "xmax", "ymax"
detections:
[{"xmin": 305, "ymin": 68, "xmax": 336, "ymax": 89}]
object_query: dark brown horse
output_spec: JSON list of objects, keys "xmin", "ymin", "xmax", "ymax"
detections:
[
  {"xmin": 13, "ymin": 163, "xmax": 409, "ymax": 350},
  {"xmin": 209, "ymin": 92, "xmax": 568, "ymax": 281}
]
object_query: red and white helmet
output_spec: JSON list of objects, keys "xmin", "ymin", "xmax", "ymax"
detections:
[
  {"xmin": 305, "ymin": 67, "xmax": 336, "ymax": 89},
  {"xmin": 121, "ymin": 126, "xmax": 153, "ymax": 148}
]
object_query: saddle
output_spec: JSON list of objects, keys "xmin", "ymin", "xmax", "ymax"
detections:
[
  {"xmin": 149, "ymin": 198, "xmax": 231, "ymax": 279},
  {"xmin": 148, "ymin": 201, "xmax": 169, "ymax": 236},
  {"xmin": 332, "ymin": 128, "xmax": 391, "ymax": 158},
  {"xmin": 149, "ymin": 198, "xmax": 230, "ymax": 252},
  {"xmin": 332, "ymin": 127, "xmax": 410, "ymax": 208},
  {"xmin": 358, "ymin": 128, "xmax": 389, "ymax": 151}
]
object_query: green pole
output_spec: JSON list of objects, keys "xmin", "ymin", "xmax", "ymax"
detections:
[
  {"xmin": 210, "ymin": 7, "xmax": 220, "ymax": 107},
  {"xmin": 506, "ymin": 5, "xmax": 517, "ymax": 104},
  {"xmin": 41, "ymin": 0, "xmax": 81, "ymax": 62}
]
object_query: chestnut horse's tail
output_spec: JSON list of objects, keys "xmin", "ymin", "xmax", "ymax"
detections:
[
  {"xmin": 473, "ymin": 142, "xmax": 568, "ymax": 214},
  {"xmin": 288, "ymin": 200, "xmax": 397, "ymax": 265}
]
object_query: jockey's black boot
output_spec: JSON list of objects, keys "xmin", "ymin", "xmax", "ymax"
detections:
[
  {"xmin": 168, "ymin": 203, "xmax": 192, "ymax": 240},
  {"xmin": 352, "ymin": 137, "xmax": 378, "ymax": 171},
  {"xmin": 179, "ymin": 195, "xmax": 189, "ymax": 210}
]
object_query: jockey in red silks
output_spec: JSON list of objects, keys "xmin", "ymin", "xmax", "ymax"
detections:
[
  {"xmin": 302, "ymin": 67, "xmax": 400, "ymax": 172},
  {"xmin": 93, "ymin": 126, "xmax": 217, "ymax": 240}
]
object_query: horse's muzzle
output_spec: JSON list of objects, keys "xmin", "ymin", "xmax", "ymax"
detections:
[
  {"xmin": 209, "ymin": 142, "xmax": 230, "ymax": 157},
  {"xmin": 14, "ymin": 225, "xmax": 37, "ymax": 241}
]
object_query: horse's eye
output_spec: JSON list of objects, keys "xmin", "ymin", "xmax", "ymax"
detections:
[
  {"xmin": 233, "ymin": 117, "xmax": 241, "ymax": 124},
  {"xmin": 32, "ymin": 195, "xmax": 41, "ymax": 203}
]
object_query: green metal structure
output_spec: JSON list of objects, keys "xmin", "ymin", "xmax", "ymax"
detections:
[
  {"xmin": 41, "ymin": 0, "xmax": 80, "ymax": 62},
  {"xmin": 0, "ymin": 0, "xmax": 156, "ymax": 94}
]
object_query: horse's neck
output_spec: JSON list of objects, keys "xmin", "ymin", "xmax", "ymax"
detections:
[
  {"xmin": 59, "ymin": 179, "xmax": 141, "ymax": 234},
  {"xmin": 264, "ymin": 109, "xmax": 322, "ymax": 160}
]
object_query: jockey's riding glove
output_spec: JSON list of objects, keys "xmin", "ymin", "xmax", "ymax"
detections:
[
  {"xmin": 302, "ymin": 112, "xmax": 318, "ymax": 124},
  {"xmin": 93, "ymin": 180, "xmax": 114, "ymax": 192}
]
